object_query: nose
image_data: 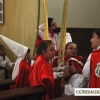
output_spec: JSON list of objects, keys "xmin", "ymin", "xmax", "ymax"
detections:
[
  {"xmin": 72, "ymin": 48, "xmax": 77, "ymax": 51},
  {"xmin": 90, "ymin": 38, "xmax": 92, "ymax": 42}
]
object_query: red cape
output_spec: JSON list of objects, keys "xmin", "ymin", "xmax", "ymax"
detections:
[
  {"xmin": 10, "ymin": 59, "xmax": 31, "ymax": 89},
  {"xmin": 89, "ymin": 50, "xmax": 100, "ymax": 88},
  {"xmin": 28, "ymin": 55, "xmax": 54, "ymax": 100}
]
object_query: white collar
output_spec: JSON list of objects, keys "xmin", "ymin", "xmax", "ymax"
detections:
[{"xmin": 97, "ymin": 46, "xmax": 100, "ymax": 50}]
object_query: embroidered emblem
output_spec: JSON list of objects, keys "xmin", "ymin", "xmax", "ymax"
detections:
[{"xmin": 95, "ymin": 63, "xmax": 100, "ymax": 78}]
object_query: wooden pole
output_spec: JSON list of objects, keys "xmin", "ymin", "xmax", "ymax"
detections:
[
  {"xmin": 58, "ymin": 0, "xmax": 68, "ymax": 86},
  {"xmin": 58, "ymin": 0, "xmax": 68, "ymax": 65},
  {"xmin": 42, "ymin": 0, "xmax": 49, "ymax": 40},
  {"xmin": 33, "ymin": 0, "xmax": 40, "ymax": 56}
]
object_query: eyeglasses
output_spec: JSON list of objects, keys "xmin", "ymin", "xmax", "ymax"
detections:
[{"xmin": 66, "ymin": 48, "xmax": 78, "ymax": 51}]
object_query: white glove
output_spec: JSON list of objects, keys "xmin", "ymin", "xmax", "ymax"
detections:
[
  {"xmin": 52, "ymin": 60, "xmax": 67, "ymax": 72},
  {"xmin": 53, "ymin": 72, "xmax": 58, "ymax": 79},
  {"xmin": 53, "ymin": 72, "xmax": 64, "ymax": 79},
  {"xmin": 52, "ymin": 65, "xmax": 66, "ymax": 72},
  {"xmin": 57, "ymin": 72, "xmax": 64, "ymax": 78}
]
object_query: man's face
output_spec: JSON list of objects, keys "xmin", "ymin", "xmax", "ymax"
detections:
[{"xmin": 49, "ymin": 20, "xmax": 57, "ymax": 31}]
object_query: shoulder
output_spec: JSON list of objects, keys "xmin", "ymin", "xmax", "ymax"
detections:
[
  {"xmin": 54, "ymin": 33, "xmax": 60, "ymax": 38},
  {"xmin": 66, "ymin": 32, "xmax": 71, "ymax": 35},
  {"xmin": 35, "ymin": 56, "xmax": 51, "ymax": 67},
  {"xmin": 20, "ymin": 59, "xmax": 31, "ymax": 68},
  {"xmin": 70, "ymin": 73, "xmax": 84, "ymax": 84},
  {"xmin": 91, "ymin": 50, "xmax": 100, "ymax": 59},
  {"xmin": 92, "ymin": 49, "xmax": 100, "ymax": 54}
]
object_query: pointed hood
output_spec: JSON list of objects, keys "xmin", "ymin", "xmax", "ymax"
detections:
[
  {"xmin": 0, "ymin": 35, "xmax": 29, "ymax": 80},
  {"xmin": 0, "ymin": 35, "xmax": 28, "ymax": 58}
]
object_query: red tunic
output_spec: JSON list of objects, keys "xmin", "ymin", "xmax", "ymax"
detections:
[
  {"xmin": 28, "ymin": 55, "xmax": 54, "ymax": 100},
  {"xmin": 10, "ymin": 59, "xmax": 31, "ymax": 89},
  {"xmin": 89, "ymin": 50, "xmax": 100, "ymax": 88}
]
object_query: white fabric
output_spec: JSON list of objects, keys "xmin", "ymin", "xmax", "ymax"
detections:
[
  {"xmin": 82, "ymin": 46, "xmax": 100, "ymax": 80},
  {"xmin": 53, "ymin": 72, "xmax": 58, "ymax": 79},
  {"xmin": 0, "ymin": 56, "xmax": 14, "ymax": 67},
  {"xmin": 82, "ymin": 54, "xmax": 91, "ymax": 80},
  {"xmin": 31, "ymin": 60, "xmax": 35, "ymax": 66},
  {"xmin": 0, "ymin": 35, "xmax": 28, "ymax": 80},
  {"xmin": 52, "ymin": 61, "xmax": 66, "ymax": 72},
  {"xmin": 65, "ymin": 73, "xmax": 86, "ymax": 96},
  {"xmin": 65, "ymin": 84, "xmax": 74, "ymax": 95},
  {"xmin": 38, "ymin": 24, "xmax": 72, "ymax": 50},
  {"xmin": 0, "ymin": 56, "xmax": 7, "ymax": 67},
  {"xmin": 0, "ymin": 35, "xmax": 28, "ymax": 58},
  {"xmin": 12, "ymin": 58, "xmax": 23, "ymax": 80},
  {"xmin": 0, "ymin": 56, "xmax": 14, "ymax": 80},
  {"xmin": 57, "ymin": 72, "xmax": 64, "ymax": 77},
  {"xmin": 70, "ymin": 58, "xmax": 84, "ymax": 66},
  {"xmin": 38, "ymin": 24, "xmax": 44, "ymax": 40},
  {"xmin": 53, "ymin": 72, "xmax": 64, "ymax": 79},
  {"xmin": 66, "ymin": 32, "xmax": 72, "ymax": 44},
  {"xmin": 52, "ymin": 66, "xmax": 66, "ymax": 72}
]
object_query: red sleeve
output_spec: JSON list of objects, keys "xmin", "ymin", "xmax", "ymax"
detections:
[
  {"xmin": 43, "ymin": 78, "xmax": 54, "ymax": 99},
  {"xmin": 36, "ymin": 36, "xmax": 43, "ymax": 48},
  {"xmin": 40, "ymin": 61, "xmax": 54, "ymax": 99}
]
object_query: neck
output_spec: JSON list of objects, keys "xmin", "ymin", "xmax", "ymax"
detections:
[
  {"xmin": 49, "ymin": 29, "xmax": 53, "ymax": 33},
  {"xmin": 41, "ymin": 55, "xmax": 50, "ymax": 62}
]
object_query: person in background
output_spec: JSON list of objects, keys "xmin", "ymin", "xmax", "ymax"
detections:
[
  {"xmin": 28, "ymin": 40, "xmax": 56, "ymax": 100},
  {"xmin": 62, "ymin": 42, "xmax": 78, "ymax": 84},
  {"xmin": 0, "ymin": 35, "xmax": 31, "ymax": 89},
  {"xmin": 52, "ymin": 42, "xmax": 78, "ymax": 97},
  {"xmin": 10, "ymin": 48, "xmax": 31, "ymax": 89},
  {"xmin": 36, "ymin": 17, "xmax": 72, "ymax": 65},
  {"xmin": 64, "ymin": 42, "xmax": 87, "ymax": 83},
  {"xmin": 0, "ymin": 44, "xmax": 14, "ymax": 80},
  {"xmin": 29, "ymin": 40, "xmax": 66, "ymax": 99},
  {"xmin": 35, "ymin": 18, "xmax": 72, "ymax": 98},
  {"xmin": 64, "ymin": 42, "xmax": 78, "ymax": 61},
  {"xmin": 82, "ymin": 29, "xmax": 100, "ymax": 100},
  {"xmin": 65, "ymin": 56, "xmax": 87, "ymax": 96}
]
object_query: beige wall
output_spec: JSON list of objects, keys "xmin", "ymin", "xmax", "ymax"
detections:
[
  {"xmin": 47, "ymin": 0, "xmax": 100, "ymax": 28},
  {"xmin": 0, "ymin": 0, "xmax": 44, "ymax": 61}
]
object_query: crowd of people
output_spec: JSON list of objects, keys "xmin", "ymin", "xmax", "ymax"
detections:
[{"xmin": 0, "ymin": 18, "xmax": 100, "ymax": 100}]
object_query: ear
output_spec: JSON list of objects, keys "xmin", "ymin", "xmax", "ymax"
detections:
[{"xmin": 42, "ymin": 49, "xmax": 46, "ymax": 55}]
